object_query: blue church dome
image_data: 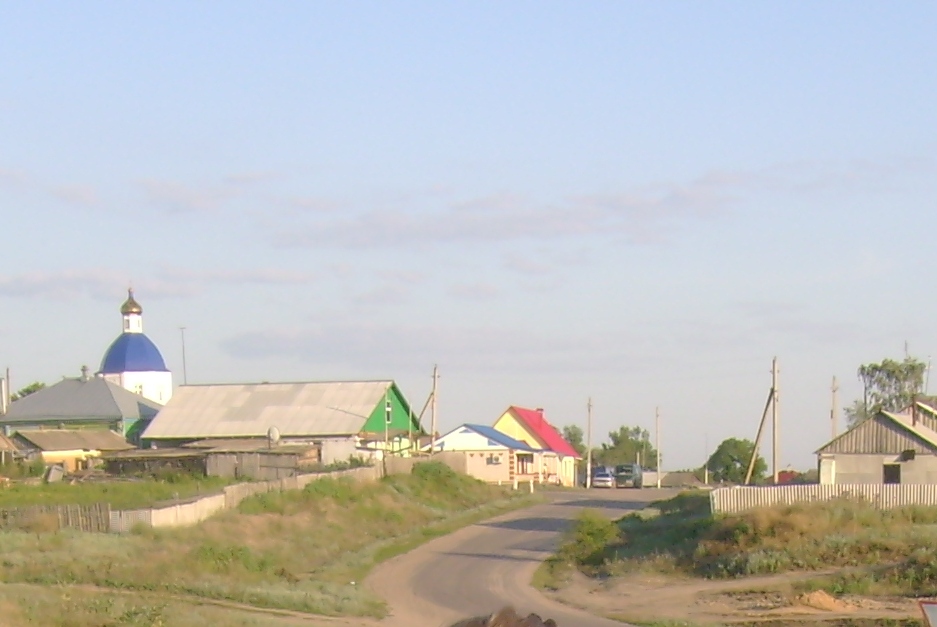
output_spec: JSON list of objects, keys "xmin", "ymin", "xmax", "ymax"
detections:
[{"xmin": 100, "ymin": 333, "xmax": 169, "ymax": 373}]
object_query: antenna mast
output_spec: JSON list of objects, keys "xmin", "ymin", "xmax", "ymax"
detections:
[{"xmin": 831, "ymin": 376, "xmax": 839, "ymax": 439}]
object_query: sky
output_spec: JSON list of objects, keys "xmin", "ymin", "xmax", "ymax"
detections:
[{"xmin": 2, "ymin": 2, "xmax": 936, "ymax": 471}]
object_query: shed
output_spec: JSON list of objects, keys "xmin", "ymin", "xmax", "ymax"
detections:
[
  {"xmin": 815, "ymin": 406, "xmax": 937, "ymax": 484},
  {"xmin": 15, "ymin": 429, "xmax": 134, "ymax": 472},
  {"xmin": 0, "ymin": 433, "xmax": 19, "ymax": 465}
]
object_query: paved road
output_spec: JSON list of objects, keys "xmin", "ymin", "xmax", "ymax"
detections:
[{"xmin": 367, "ymin": 487, "xmax": 679, "ymax": 627}]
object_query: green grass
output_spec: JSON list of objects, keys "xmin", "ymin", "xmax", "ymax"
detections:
[
  {"xmin": 0, "ymin": 475, "xmax": 234, "ymax": 510},
  {"xmin": 0, "ymin": 461, "xmax": 537, "ymax": 618},
  {"xmin": 794, "ymin": 545, "xmax": 937, "ymax": 598},
  {"xmin": 546, "ymin": 492, "xmax": 937, "ymax": 592}
]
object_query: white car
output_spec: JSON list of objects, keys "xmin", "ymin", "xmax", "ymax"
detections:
[{"xmin": 590, "ymin": 468, "xmax": 616, "ymax": 488}]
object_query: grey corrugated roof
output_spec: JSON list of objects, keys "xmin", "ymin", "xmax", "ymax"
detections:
[
  {"xmin": 142, "ymin": 380, "xmax": 395, "ymax": 440},
  {"xmin": 815, "ymin": 410, "xmax": 937, "ymax": 454},
  {"xmin": 15, "ymin": 429, "xmax": 134, "ymax": 452},
  {"xmin": 2, "ymin": 377, "xmax": 162, "ymax": 423}
]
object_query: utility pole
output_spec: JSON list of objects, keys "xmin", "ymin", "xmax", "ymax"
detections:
[
  {"xmin": 704, "ymin": 433, "xmax": 709, "ymax": 485},
  {"xmin": 831, "ymin": 376, "xmax": 839, "ymax": 440},
  {"xmin": 772, "ymin": 357, "xmax": 780, "ymax": 485},
  {"xmin": 384, "ymin": 388, "xmax": 390, "ymax": 454},
  {"xmin": 655, "ymin": 406, "xmax": 661, "ymax": 489},
  {"xmin": 179, "ymin": 327, "xmax": 188, "ymax": 385},
  {"xmin": 586, "ymin": 398, "xmax": 593, "ymax": 489},
  {"xmin": 430, "ymin": 365, "xmax": 439, "ymax": 455}
]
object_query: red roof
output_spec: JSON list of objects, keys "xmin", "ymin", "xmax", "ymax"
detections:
[{"xmin": 508, "ymin": 406, "xmax": 580, "ymax": 458}]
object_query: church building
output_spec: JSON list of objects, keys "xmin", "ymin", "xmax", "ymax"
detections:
[{"xmin": 98, "ymin": 289, "xmax": 173, "ymax": 405}]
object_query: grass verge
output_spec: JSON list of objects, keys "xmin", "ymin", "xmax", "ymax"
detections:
[
  {"xmin": 0, "ymin": 474, "xmax": 234, "ymax": 510},
  {"xmin": 0, "ymin": 582, "xmax": 307, "ymax": 627},
  {"xmin": 0, "ymin": 462, "xmax": 539, "ymax": 619},
  {"xmin": 542, "ymin": 491, "xmax": 937, "ymax": 586}
]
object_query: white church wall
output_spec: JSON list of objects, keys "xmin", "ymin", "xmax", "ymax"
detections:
[{"xmin": 120, "ymin": 371, "xmax": 173, "ymax": 405}]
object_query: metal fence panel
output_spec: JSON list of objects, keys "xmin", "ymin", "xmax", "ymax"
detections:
[{"xmin": 710, "ymin": 484, "xmax": 937, "ymax": 514}]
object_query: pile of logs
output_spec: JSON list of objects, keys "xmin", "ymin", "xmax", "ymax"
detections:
[{"xmin": 449, "ymin": 607, "xmax": 557, "ymax": 627}]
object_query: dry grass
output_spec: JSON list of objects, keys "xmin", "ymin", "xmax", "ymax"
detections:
[{"xmin": 0, "ymin": 462, "xmax": 535, "ymax": 618}]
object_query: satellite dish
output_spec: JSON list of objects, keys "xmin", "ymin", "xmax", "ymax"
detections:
[{"xmin": 267, "ymin": 426, "xmax": 281, "ymax": 448}]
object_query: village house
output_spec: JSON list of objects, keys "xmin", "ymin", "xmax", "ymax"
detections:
[
  {"xmin": 816, "ymin": 402, "xmax": 937, "ymax": 484},
  {"xmin": 0, "ymin": 368, "xmax": 161, "ymax": 443},
  {"xmin": 141, "ymin": 380, "xmax": 424, "ymax": 464},
  {"xmin": 426, "ymin": 423, "xmax": 540, "ymax": 484},
  {"xmin": 492, "ymin": 406, "xmax": 580, "ymax": 486}
]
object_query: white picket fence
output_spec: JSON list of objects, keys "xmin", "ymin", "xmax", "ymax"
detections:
[
  {"xmin": 109, "ymin": 465, "xmax": 383, "ymax": 533},
  {"xmin": 710, "ymin": 483, "xmax": 937, "ymax": 514}
]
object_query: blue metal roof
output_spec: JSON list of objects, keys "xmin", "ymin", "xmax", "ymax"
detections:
[
  {"xmin": 99, "ymin": 333, "xmax": 169, "ymax": 373},
  {"xmin": 464, "ymin": 423, "xmax": 538, "ymax": 452}
]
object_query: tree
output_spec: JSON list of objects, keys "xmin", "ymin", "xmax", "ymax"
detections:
[
  {"xmin": 562, "ymin": 425, "xmax": 586, "ymax": 456},
  {"xmin": 847, "ymin": 356, "xmax": 927, "ymax": 428},
  {"xmin": 844, "ymin": 399, "xmax": 870, "ymax": 429},
  {"xmin": 10, "ymin": 382, "xmax": 45, "ymax": 402},
  {"xmin": 706, "ymin": 437, "xmax": 766, "ymax": 484},
  {"xmin": 594, "ymin": 426, "xmax": 658, "ymax": 470}
]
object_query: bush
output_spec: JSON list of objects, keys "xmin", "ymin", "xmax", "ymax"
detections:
[
  {"xmin": 411, "ymin": 461, "xmax": 458, "ymax": 482},
  {"xmin": 558, "ymin": 510, "xmax": 620, "ymax": 567}
]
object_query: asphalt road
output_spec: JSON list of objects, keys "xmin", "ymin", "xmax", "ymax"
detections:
[{"xmin": 367, "ymin": 487, "xmax": 680, "ymax": 627}]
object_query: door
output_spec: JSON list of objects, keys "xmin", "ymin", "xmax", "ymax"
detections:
[{"xmin": 883, "ymin": 463, "xmax": 901, "ymax": 484}]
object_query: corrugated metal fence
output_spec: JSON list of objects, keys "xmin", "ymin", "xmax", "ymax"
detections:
[
  {"xmin": 710, "ymin": 483, "xmax": 937, "ymax": 514},
  {"xmin": 109, "ymin": 465, "xmax": 383, "ymax": 533}
]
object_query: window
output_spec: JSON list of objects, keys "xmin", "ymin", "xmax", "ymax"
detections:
[{"xmin": 883, "ymin": 464, "xmax": 901, "ymax": 484}]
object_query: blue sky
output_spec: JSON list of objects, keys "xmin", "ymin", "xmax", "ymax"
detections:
[{"xmin": 2, "ymin": 2, "xmax": 936, "ymax": 470}]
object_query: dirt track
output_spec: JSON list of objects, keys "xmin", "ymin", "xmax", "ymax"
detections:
[{"xmin": 366, "ymin": 487, "xmax": 675, "ymax": 627}]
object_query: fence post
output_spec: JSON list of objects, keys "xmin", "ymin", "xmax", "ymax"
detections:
[{"xmin": 529, "ymin": 479, "xmax": 534, "ymax": 494}]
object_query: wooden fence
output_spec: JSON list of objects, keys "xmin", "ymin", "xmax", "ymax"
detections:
[
  {"xmin": 0, "ymin": 503, "xmax": 111, "ymax": 532},
  {"xmin": 710, "ymin": 483, "xmax": 937, "ymax": 514}
]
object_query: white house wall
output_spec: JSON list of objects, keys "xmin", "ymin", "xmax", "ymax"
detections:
[{"xmin": 822, "ymin": 453, "xmax": 937, "ymax": 484}]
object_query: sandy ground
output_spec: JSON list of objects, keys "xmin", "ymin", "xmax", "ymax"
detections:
[{"xmin": 546, "ymin": 568, "xmax": 929, "ymax": 625}]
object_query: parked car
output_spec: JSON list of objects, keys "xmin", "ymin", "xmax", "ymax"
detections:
[
  {"xmin": 614, "ymin": 463, "xmax": 643, "ymax": 488},
  {"xmin": 590, "ymin": 467, "xmax": 616, "ymax": 489}
]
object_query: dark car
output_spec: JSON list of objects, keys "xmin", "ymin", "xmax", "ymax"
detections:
[{"xmin": 614, "ymin": 463, "xmax": 643, "ymax": 488}]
